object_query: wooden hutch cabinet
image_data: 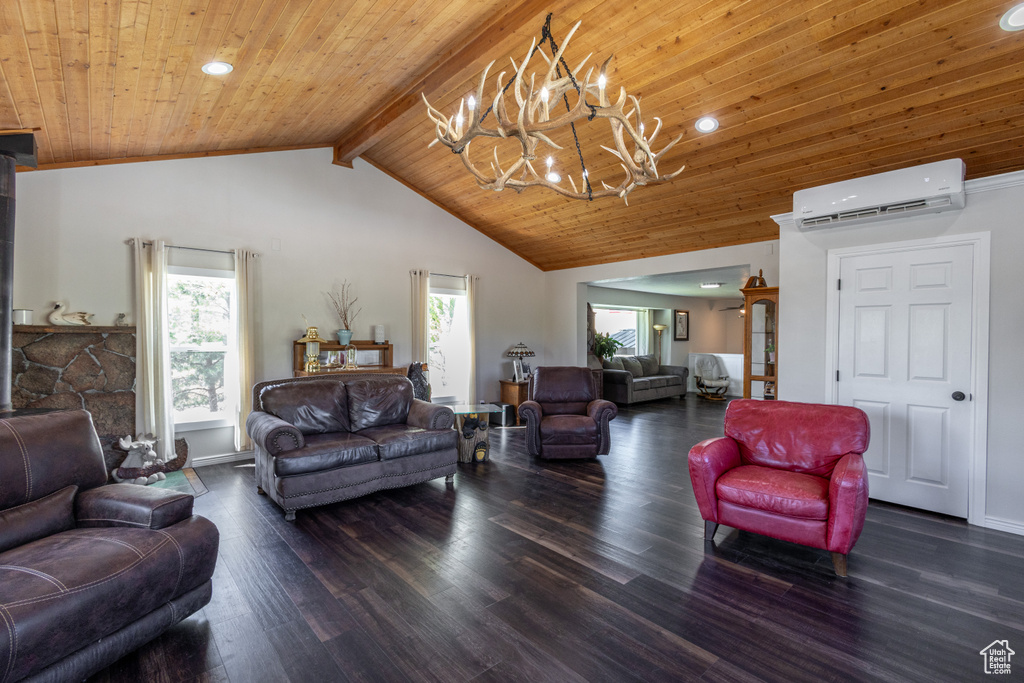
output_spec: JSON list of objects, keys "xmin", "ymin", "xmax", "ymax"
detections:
[
  {"xmin": 741, "ymin": 277, "xmax": 778, "ymax": 400},
  {"xmin": 292, "ymin": 339, "xmax": 402, "ymax": 377}
]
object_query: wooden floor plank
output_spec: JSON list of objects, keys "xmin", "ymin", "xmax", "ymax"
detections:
[{"xmin": 87, "ymin": 394, "xmax": 1024, "ymax": 682}]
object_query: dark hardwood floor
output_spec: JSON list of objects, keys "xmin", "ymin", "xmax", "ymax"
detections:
[{"xmin": 89, "ymin": 396, "xmax": 1024, "ymax": 682}]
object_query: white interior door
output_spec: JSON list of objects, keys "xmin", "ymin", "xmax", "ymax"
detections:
[{"xmin": 836, "ymin": 243, "xmax": 974, "ymax": 517}]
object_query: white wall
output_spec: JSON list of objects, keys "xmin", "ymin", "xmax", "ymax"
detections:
[
  {"xmin": 545, "ymin": 241, "xmax": 780, "ymax": 367},
  {"xmin": 14, "ymin": 148, "xmax": 546, "ymax": 456},
  {"xmin": 587, "ymin": 286, "xmax": 745, "ymax": 364},
  {"xmin": 778, "ymin": 172, "xmax": 1024, "ymax": 531}
]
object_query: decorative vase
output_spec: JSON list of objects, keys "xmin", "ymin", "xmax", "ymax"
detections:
[
  {"xmin": 337, "ymin": 329, "xmax": 353, "ymax": 345},
  {"xmin": 768, "ymin": 352, "xmax": 776, "ymax": 363}
]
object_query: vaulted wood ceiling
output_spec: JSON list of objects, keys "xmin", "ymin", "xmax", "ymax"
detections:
[{"xmin": 3, "ymin": 0, "xmax": 1023, "ymax": 270}]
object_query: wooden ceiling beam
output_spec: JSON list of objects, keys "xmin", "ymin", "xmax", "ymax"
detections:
[{"xmin": 331, "ymin": 0, "xmax": 554, "ymax": 168}]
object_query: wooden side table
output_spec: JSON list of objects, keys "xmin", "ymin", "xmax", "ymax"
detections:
[{"xmin": 499, "ymin": 379, "xmax": 529, "ymax": 426}]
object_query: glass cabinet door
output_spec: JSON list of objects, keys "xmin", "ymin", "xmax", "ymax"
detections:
[
  {"xmin": 742, "ymin": 285, "xmax": 778, "ymax": 400},
  {"xmin": 749, "ymin": 299, "xmax": 776, "ymax": 398}
]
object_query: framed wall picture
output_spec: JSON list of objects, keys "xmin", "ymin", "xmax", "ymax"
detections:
[{"xmin": 673, "ymin": 310, "xmax": 689, "ymax": 341}]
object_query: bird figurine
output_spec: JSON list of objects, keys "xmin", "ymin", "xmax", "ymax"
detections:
[
  {"xmin": 48, "ymin": 301, "xmax": 94, "ymax": 326},
  {"xmin": 115, "ymin": 312, "xmax": 128, "ymax": 326}
]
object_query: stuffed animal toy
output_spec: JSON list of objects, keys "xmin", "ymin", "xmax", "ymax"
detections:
[{"xmin": 112, "ymin": 434, "xmax": 168, "ymax": 485}]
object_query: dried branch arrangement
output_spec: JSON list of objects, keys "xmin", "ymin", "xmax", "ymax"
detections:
[
  {"xmin": 422, "ymin": 18, "xmax": 684, "ymax": 204},
  {"xmin": 325, "ymin": 280, "xmax": 361, "ymax": 330}
]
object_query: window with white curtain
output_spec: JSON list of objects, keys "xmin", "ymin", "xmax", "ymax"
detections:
[
  {"xmin": 428, "ymin": 275, "xmax": 471, "ymax": 403},
  {"xmin": 166, "ymin": 266, "xmax": 239, "ymax": 431}
]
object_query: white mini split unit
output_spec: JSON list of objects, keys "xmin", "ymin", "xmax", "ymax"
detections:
[{"xmin": 793, "ymin": 159, "xmax": 966, "ymax": 230}]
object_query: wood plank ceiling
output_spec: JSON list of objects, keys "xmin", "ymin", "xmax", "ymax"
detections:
[{"xmin": 2, "ymin": 0, "xmax": 1023, "ymax": 270}]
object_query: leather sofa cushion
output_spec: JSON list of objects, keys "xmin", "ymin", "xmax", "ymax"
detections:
[
  {"xmin": 540, "ymin": 415, "xmax": 598, "ymax": 445},
  {"xmin": 716, "ymin": 465, "xmax": 830, "ymax": 520},
  {"xmin": 358, "ymin": 424, "xmax": 457, "ymax": 460},
  {"xmin": 620, "ymin": 356, "xmax": 643, "ymax": 377},
  {"xmin": 0, "ymin": 485, "xmax": 76, "ymax": 554},
  {"xmin": 75, "ymin": 484, "xmax": 194, "ymax": 530},
  {"xmin": 724, "ymin": 399, "xmax": 870, "ymax": 477},
  {"xmin": 637, "ymin": 354, "xmax": 660, "ymax": 376},
  {"xmin": 262, "ymin": 381, "xmax": 350, "ymax": 434},
  {"xmin": 274, "ymin": 432, "xmax": 379, "ymax": 476},
  {"xmin": 602, "ymin": 357, "xmax": 624, "ymax": 371},
  {"xmin": 347, "ymin": 377, "xmax": 414, "ymax": 431},
  {"xmin": 0, "ymin": 521, "xmax": 217, "ymax": 683},
  {"xmin": 531, "ymin": 367, "xmax": 595, "ymax": 403},
  {"xmin": 0, "ymin": 410, "xmax": 107, "ymax": 510}
]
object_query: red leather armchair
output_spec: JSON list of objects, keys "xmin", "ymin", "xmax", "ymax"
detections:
[
  {"xmin": 688, "ymin": 399, "xmax": 870, "ymax": 576},
  {"xmin": 518, "ymin": 366, "xmax": 618, "ymax": 459}
]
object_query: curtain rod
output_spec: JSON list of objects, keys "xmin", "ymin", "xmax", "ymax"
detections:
[
  {"xmin": 125, "ymin": 238, "xmax": 260, "ymax": 257},
  {"xmin": 430, "ymin": 271, "xmax": 467, "ymax": 279}
]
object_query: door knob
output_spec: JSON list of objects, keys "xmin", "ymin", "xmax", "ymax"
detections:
[{"xmin": 952, "ymin": 391, "xmax": 966, "ymax": 401}]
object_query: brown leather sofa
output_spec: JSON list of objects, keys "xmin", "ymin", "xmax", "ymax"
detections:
[
  {"xmin": 0, "ymin": 410, "xmax": 219, "ymax": 683},
  {"xmin": 518, "ymin": 366, "xmax": 618, "ymax": 459},
  {"xmin": 246, "ymin": 375, "xmax": 457, "ymax": 521}
]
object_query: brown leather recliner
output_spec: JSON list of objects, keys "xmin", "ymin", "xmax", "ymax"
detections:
[
  {"xmin": 518, "ymin": 366, "xmax": 618, "ymax": 459},
  {"xmin": 0, "ymin": 410, "xmax": 219, "ymax": 682}
]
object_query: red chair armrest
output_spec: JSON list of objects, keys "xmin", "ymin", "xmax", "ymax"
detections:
[
  {"xmin": 827, "ymin": 453, "xmax": 869, "ymax": 554},
  {"xmin": 687, "ymin": 437, "xmax": 741, "ymax": 523}
]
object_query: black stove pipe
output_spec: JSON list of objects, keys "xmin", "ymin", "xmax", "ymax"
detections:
[{"xmin": 0, "ymin": 153, "xmax": 15, "ymax": 411}]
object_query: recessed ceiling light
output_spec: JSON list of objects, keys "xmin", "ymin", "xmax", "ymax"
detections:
[
  {"xmin": 202, "ymin": 61, "xmax": 233, "ymax": 75},
  {"xmin": 700, "ymin": 282, "xmax": 723, "ymax": 288},
  {"xmin": 1001, "ymin": 3, "xmax": 1024, "ymax": 30},
  {"xmin": 695, "ymin": 116, "xmax": 719, "ymax": 133}
]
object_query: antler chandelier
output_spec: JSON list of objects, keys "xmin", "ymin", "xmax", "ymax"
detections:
[{"xmin": 422, "ymin": 15, "xmax": 684, "ymax": 203}]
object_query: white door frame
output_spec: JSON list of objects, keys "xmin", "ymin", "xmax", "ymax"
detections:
[{"xmin": 824, "ymin": 232, "xmax": 990, "ymax": 526}]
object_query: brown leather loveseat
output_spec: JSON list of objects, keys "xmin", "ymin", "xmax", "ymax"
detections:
[
  {"xmin": 246, "ymin": 375, "xmax": 457, "ymax": 521},
  {"xmin": 0, "ymin": 410, "xmax": 219, "ymax": 683}
]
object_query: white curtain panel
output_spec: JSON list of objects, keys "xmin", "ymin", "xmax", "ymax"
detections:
[
  {"xmin": 466, "ymin": 274, "xmax": 478, "ymax": 404},
  {"xmin": 234, "ymin": 249, "xmax": 257, "ymax": 452},
  {"xmin": 410, "ymin": 269, "xmax": 430, "ymax": 363},
  {"xmin": 637, "ymin": 309, "xmax": 652, "ymax": 356},
  {"xmin": 133, "ymin": 239, "xmax": 174, "ymax": 461}
]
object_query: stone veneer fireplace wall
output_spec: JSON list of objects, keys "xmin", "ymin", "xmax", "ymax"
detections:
[{"xmin": 11, "ymin": 324, "xmax": 136, "ymax": 470}]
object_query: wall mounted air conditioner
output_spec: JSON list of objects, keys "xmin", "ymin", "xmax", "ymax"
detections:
[{"xmin": 793, "ymin": 159, "xmax": 965, "ymax": 230}]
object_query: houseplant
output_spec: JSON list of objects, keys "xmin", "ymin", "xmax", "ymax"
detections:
[
  {"xmin": 325, "ymin": 280, "xmax": 362, "ymax": 344},
  {"xmin": 593, "ymin": 332, "xmax": 622, "ymax": 361}
]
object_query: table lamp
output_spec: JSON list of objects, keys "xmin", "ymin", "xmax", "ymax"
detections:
[
  {"xmin": 506, "ymin": 342, "xmax": 535, "ymax": 381},
  {"xmin": 297, "ymin": 327, "xmax": 323, "ymax": 373}
]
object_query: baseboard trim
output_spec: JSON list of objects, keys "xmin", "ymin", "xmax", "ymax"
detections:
[
  {"xmin": 984, "ymin": 516, "xmax": 1024, "ymax": 536},
  {"xmin": 191, "ymin": 451, "xmax": 253, "ymax": 468}
]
